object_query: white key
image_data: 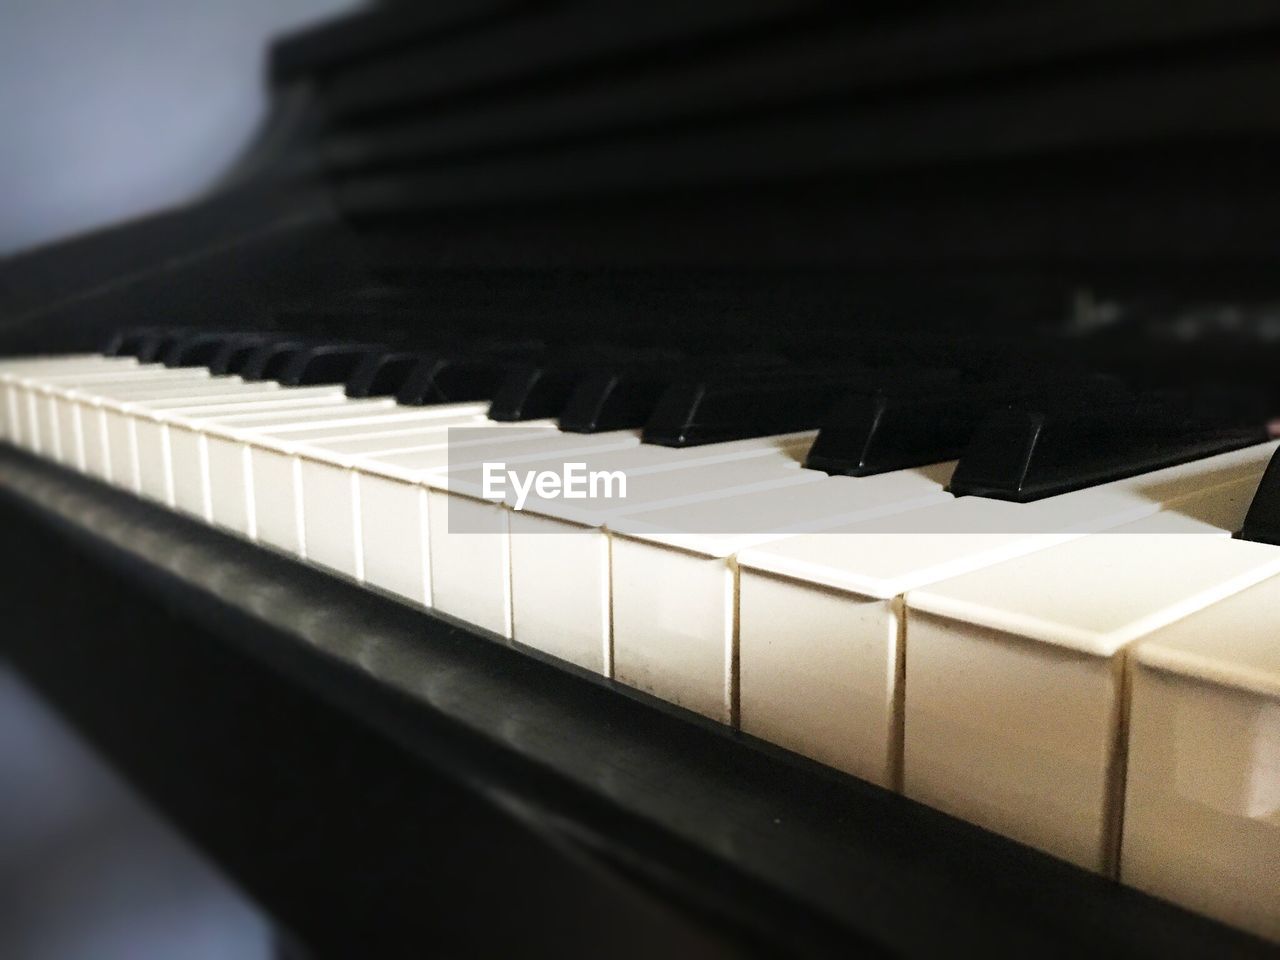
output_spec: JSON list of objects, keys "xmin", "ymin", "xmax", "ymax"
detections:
[
  {"xmin": 1121, "ymin": 577, "xmax": 1280, "ymax": 942},
  {"xmin": 0, "ymin": 354, "xmax": 129, "ymax": 373},
  {"xmin": 293, "ymin": 420, "xmax": 560, "ymax": 596},
  {"xmin": 85, "ymin": 379, "xmax": 278, "ymax": 492},
  {"xmin": 734, "ymin": 441, "xmax": 1279, "ymax": 789},
  {"xmin": 606, "ymin": 463, "xmax": 955, "ymax": 723},
  {"xmin": 289, "ymin": 418, "xmax": 500, "ymax": 578},
  {"xmin": 355, "ymin": 429, "xmax": 643, "ymax": 633},
  {"xmin": 14, "ymin": 365, "xmax": 206, "ymax": 456},
  {"xmin": 46, "ymin": 379, "xmax": 191, "ymax": 469},
  {"xmin": 188, "ymin": 400, "xmax": 399, "ymax": 537},
  {"xmin": 0, "ymin": 355, "xmax": 138, "ymax": 387},
  {"xmin": 45, "ymin": 372, "xmax": 221, "ymax": 471},
  {"xmin": 194, "ymin": 399, "xmax": 487, "ymax": 543},
  {"xmin": 0, "ymin": 356, "xmax": 135, "ymax": 444},
  {"xmin": 120, "ymin": 390, "xmax": 347, "ymax": 514},
  {"xmin": 244, "ymin": 404, "xmax": 490, "ymax": 555},
  {"xmin": 903, "ymin": 481, "xmax": 1280, "ymax": 874},
  {"xmin": 245, "ymin": 409, "xmax": 488, "ymax": 560},
  {"xmin": 126, "ymin": 386, "xmax": 344, "ymax": 504},
  {"xmin": 504, "ymin": 433, "xmax": 820, "ymax": 675}
]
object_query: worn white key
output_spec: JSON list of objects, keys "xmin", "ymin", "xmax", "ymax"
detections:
[
  {"xmin": 504, "ymin": 433, "xmax": 820, "ymax": 675},
  {"xmin": 1121, "ymin": 578, "xmax": 1280, "ymax": 942},
  {"xmin": 607, "ymin": 463, "xmax": 955, "ymax": 723},
  {"xmin": 903, "ymin": 481, "xmax": 1280, "ymax": 874},
  {"xmin": 734, "ymin": 442, "xmax": 1279, "ymax": 789},
  {"xmin": 355, "ymin": 429, "xmax": 643, "ymax": 632}
]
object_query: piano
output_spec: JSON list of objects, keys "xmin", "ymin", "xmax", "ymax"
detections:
[{"xmin": 2, "ymin": 2, "xmax": 1279, "ymax": 955}]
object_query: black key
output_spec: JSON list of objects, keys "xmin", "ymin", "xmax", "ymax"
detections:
[
  {"xmin": 558, "ymin": 367, "xmax": 681, "ymax": 433},
  {"xmin": 490, "ymin": 345, "xmax": 692, "ymax": 424},
  {"xmin": 642, "ymin": 368, "xmax": 870, "ymax": 447},
  {"xmin": 140, "ymin": 330, "xmax": 206, "ymax": 364},
  {"xmin": 948, "ymin": 394, "xmax": 1267, "ymax": 502},
  {"xmin": 103, "ymin": 327, "xmax": 197, "ymax": 364},
  {"xmin": 102, "ymin": 327, "xmax": 166, "ymax": 357},
  {"xmin": 488, "ymin": 363, "xmax": 596, "ymax": 422},
  {"xmin": 556, "ymin": 350, "xmax": 698, "ymax": 433},
  {"xmin": 396, "ymin": 354, "xmax": 525, "ymax": 406},
  {"xmin": 805, "ymin": 374, "xmax": 1126, "ymax": 477},
  {"xmin": 277, "ymin": 343, "xmax": 385, "ymax": 387},
  {"xmin": 238, "ymin": 341, "xmax": 312, "ymax": 381},
  {"xmin": 805, "ymin": 390, "xmax": 971, "ymax": 477},
  {"xmin": 484, "ymin": 347, "xmax": 640, "ymax": 422},
  {"xmin": 1240, "ymin": 449, "xmax": 1280, "ymax": 545},
  {"xmin": 161, "ymin": 332, "xmax": 264, "ymax": 368},
  {"xmin": 346, "ymin": 351, "xmax": 421, "ymax": 398},
  {"xmin": 211, "ymin": 338, "xmax": 281, "ymax": 377}
]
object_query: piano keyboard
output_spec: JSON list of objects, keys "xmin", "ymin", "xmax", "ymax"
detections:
[{"xmin": 2, "ymin": 332, "xmax": 1279, "ymax": 943}]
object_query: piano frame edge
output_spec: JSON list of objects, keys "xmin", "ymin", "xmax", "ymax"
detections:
[{"xmin": 0, "ymin": 444, "xmax": 1269, "ymax": 958}]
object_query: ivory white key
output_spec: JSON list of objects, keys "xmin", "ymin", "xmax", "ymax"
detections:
[
  {"xmin": 126, "ymin": 386, "xmax": 346, "ymax": 503},
  {"xmin": 0, "ymin": 354, "xmax": 141, "ymax": 387},
  {"xmin": 15, "ymin": 365, "xmax": 210, "ymax": 457},
  {"xmin": 734, "ymin": 441, "xmax": 1279, "ymax": 789},
  {"xmin": 0, "ymin": 355, "xmax": 139, "ymax": 445},
  {"xmin": 87, "ymin": 378, "xmax": 292, "ymax": 489},
  {"xmin": 258, "ymin": 412, "xmax": 500, "ymax": 448},
  {"xmin": 156, "ymin": 394, "xmax": 386, "ymax": 520},
  {"xmin": 189, "ymin": 399, "xmax": 487, "ymax": 543},
  {"xmin": 504, "ymin": 432, "xmax": 820, "ymax": 675},
  {"xmin": 607, "ymin": 463, "xmax": 955, "ymax": 722},
  {"xmin": 66, "ymin": 378, "xmax": 253, "ymax": 478},
  {"xmin": 0, "ymin": 355, "xmax": 141, "ymax": 395},
  {"xmin": 356, "ymin": 429, "xmax": 644, "ymax": 632},
  {"xmin": 178, "ymin": 411, "xmax": 519, "ymax": 551},
  {"xmin": 42, "ymin": 371, "xmax": 224, "ymax": 469},
  {"xmin": 241, "ymin": 407, "xmax": 489, "ymax": 557},
  {"xmin": 1123, "ymin": 578, "xmax": 1280, "ymax": 943},
  {"xmin": 0, "ymin": 355, "xmax": 131, "ymax": 374},
  {"xmin": 85, "ymin": 379, "xmax": 292, "ymax": 491},
  {"xmin": 180, "ymin": 400, "xmax": 398, "ymax": 536},
  {"xmin": 286, "ymin": 418, "xmax": 510, "ymax": 577},
  {"xmin": 61, "ymin": 377, "xmax": 260, "ymax": 471},
  {"xmin": 903, "ymin": 481, "xmax": 1280, "ymax": 874},
  {"xmin": 290, "ymin": 420, "xmax": 561, "ymax": 592},
  {"xmin": 443, "ymin": 441, "xmax": 822, "ymax": 644}
]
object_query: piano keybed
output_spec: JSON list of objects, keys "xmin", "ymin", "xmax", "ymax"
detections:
[{"xmin": 1, "ymin": 340, "xmax": 1278, "ymax": 944}]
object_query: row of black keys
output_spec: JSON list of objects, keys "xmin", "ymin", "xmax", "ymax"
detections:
[{"xmin": 104, "ymin": 327, "xmax": 1277, "ymax": 510}]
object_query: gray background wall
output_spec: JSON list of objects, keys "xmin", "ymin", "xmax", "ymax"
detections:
[{"xmin": 0, "ymin": 0, "xmax": 357, "ymax": 256}]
